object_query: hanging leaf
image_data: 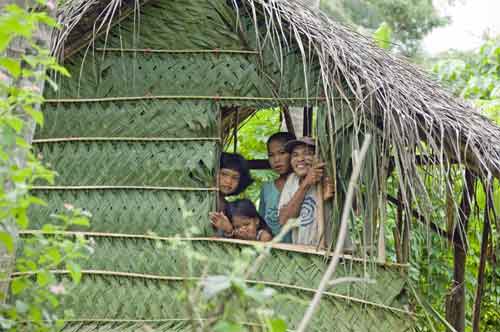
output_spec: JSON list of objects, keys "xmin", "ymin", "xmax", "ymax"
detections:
[{"xmin": 373, "ymin": 22, "xmax": 392, "ymax": 50}]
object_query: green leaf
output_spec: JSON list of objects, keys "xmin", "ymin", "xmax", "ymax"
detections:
[
  {"xmin": 70, "ymin": 217, "xmax": 90, "ymax": 227},
  {"xmin": 213, "ymin": 321, "xmax": 246, "ymax": 332},
  {"xmin": 11, "ymin": 277, "xmax": 28, "ymax": 295},
  {"xmin": 267, "ymin": 318, "xmax": 287, "ymax": 332},
  {"xmin": 16, "ymin": 210, "xmax": 29, "ymax": 229},
  {"xmin": 15, "ymin": 300, "xmax": 29, "ymax": 314},
  {"xmin": 27, "ymin": 195, "xmax": 47, "ymax": 206},
  {"xmin": 46, "ymin": 247, "xmax": 62, "ymax": 264},
  {"xmin": 0, "ymin": 57, "xmax": 21, "ymax": 78},
  {"xmin": 5, "ymin": 116, "xmax": 23, "ymax": 133},
  {"xmin": 66, "ymin": 261, "xmax": 82, "ymax": 284},
  {"xmin": 0, "ymin": 231, "xmax": 14, "ymax": 253},
  {"xmin": 373, "ymin": 22, "xmax": 392, "ymax": 50},
  {"xmin": 36, "ymin": 270, "xmax": 52, "ymax": 287},
  {"xmin": 25, "ymin": 108, "xmax": 44, "ymax": 126}
]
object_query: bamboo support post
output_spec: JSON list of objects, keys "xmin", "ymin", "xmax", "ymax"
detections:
[
  {"xmin": 282, "ymin": 105, "xmax": 295, "ymax": 135},
  {"xmin": 316, "ymin": 183, "xmax": 325, "ymax": 249},
  {"xmin": 296, "ymin": 135, "xmax": 372, "ymax": 332},
  {"xmin": 394, "ymin": 190, "xmax": 404, "ymax": 264},
  {"xmin": 446, "ymin": 170, "xmax": 475, "ymax": 332},
  {"xmin": 471, "ymin": 180, "xmax": 492, "ymax": 332}
]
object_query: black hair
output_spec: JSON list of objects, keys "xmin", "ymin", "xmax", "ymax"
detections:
[
  {"xmin": 219, "ymin": 152, "xmax": 253, "ymax": 196},
  {"xmin": 267, "ymin": 132, "xmax": 296, "ymax": 147},
  {"xmin": 225, "ymin": 199, "xmax": 272, "ymax": 233}
]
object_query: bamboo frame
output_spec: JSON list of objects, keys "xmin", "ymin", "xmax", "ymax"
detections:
[
  {"xmin": 30, "ymin": 186, "xmax": 217, "ymax": 191},
  {"xmin": 32, "ymin": 137, "xmax": 220, "ymax": 144},
  {"xmin": 17, "ymin": 230, "xmax": 409, "ymax": 268},
  {"xmin": 95, "ymin": 47, "xmax": 259, "ymax": 54},
  {"xmin": 472, "ymin": 180, "xmax": 493, "ymax": 332},
  {"xmin": 45, "ymin": 95, "xmax": 329, "ymax": 104},
  {"xmin": 11, "ymin": 269, "xmax": 414, "ymax": 316}
]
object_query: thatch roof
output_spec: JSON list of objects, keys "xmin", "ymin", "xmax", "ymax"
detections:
[{"xmin": 52, "ymin": 0, "xmax": 500, "ymax": 181}]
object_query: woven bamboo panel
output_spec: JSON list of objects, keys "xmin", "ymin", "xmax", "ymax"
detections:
[
  {"xmin": 27, "ymin": 190, "xmax": 214, "ymax": 236},
  {"xmin": 48, "ymin": 53, "xmax": 269, "ymax": 99},
  {"xmin": 53, "ymin": 275, "xmax": 413, "ymax": 332},
  {"xmin": 62, "ymin": 322, "xmax": 192, "ymax": 332},
  {"xmin": 65, "ymin": 238, "xmax": 407, "ymax": 307},
  {"xmin": 36, "ymin": 100, "xmax": 218, "ymax": 139},
  {"xmin": 33, "ymin": 141, "xmax": 216, "ymax": 187},
  {"xmin": 98, "ymin": 0, "xmax": 242, "ymax": 50}
]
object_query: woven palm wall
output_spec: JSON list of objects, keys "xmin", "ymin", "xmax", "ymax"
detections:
[{"xmin": 22, "ymin": 0, "xmax": 414, "ymax": 331}]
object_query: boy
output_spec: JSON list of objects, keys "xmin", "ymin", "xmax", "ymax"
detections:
[
  {"xmin": 278, "ymin": 137, "xmax": 332, "ymax": 246},
  {"xmin": 258, "ymin": 132, "xmax": 296, "ymax": 242}
]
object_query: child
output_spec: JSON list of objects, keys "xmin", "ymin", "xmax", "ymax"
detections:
[
  {"xmin": 210, "ymin": 152, "xmax": 253, "ymax": 236},
  {"xmin": 225, "ymin": 199, "xmax": 272, "ymax": 241},
  {"xmin": 258, "ymin": 132, "xmax": 296, "ymax": 242},
  {"xmin": 278, "ymin": 137, "xmax": 333, "ymax": 246}
]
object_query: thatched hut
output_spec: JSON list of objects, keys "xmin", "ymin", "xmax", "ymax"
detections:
[{"xmin": 19, "ymin": 0, "xmax": 500, "ymax": 331}]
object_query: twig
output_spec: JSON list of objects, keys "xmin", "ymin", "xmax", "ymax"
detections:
[
  {"xmin": 296, "ymin": 135, "xmax": 371, "ymax": 332},
  {"xmin": 244, "ymin": 221, "xmax": 298, "ymax": 279},
  {"xmin": 328, "ymin": 277, "xmax": 375, "ymax": 286}
]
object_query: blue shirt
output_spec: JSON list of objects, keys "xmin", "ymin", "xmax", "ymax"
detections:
[{"xmin": 258, "ymin": 181, "xmax": 292, "ymax": 243}]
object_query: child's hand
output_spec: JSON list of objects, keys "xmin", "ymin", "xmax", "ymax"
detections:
[
  {"xmin": 322, "ymin": 176, "xmax": 334, "ymax": 200},
  {"xmin": 233, "ymin": 227, "xmax": 250, "ymax": 240},
  {"xmin": 303, "ymin": 161, "xmax": 325, "ymax": 187},
  {"xmin": 209, "ymin": 212, "xmax": 233, "ymax": 234}
]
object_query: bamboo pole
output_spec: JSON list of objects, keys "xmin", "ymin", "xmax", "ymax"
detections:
[
  {"xmin": 296, "ymin": 135, "xmax": 371, "ymax": 332},
  {"xmin": 95, "ymin": 47, "xmax": 259, "ymax": 54},
  {"xmin": 471, "ymin": 180, "xmax": 492, "ymax": 332},
  {"xmin": 446, "ymin": 170, "xmax": 475, "ymax": 332},
  {"xmin": 316, "ymin": 182, "xmax": 325, "ymax": 249},
  {"xmin": 30, "ymin": 185, "xmax": 217, "ymax": 191},
  {"xmin": 18, "ymin": 230, "xmax": 409, "ymax": 267},
  {"xmin": 282, "ymin": 106, "xmax": 296, "ymax": 135},
  {"xmin": 45, "ymin": 95, "xmax": 331, "ymax": 104},
  {"xmin": 32, "ymin": 137, "xmax": 220, "ymax": 143}
]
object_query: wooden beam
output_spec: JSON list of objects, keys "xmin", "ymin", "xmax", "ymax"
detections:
[
  {"xmin": 247, "ymin": 159, "xmax": 270, "ymax": 170},
  {"xmin": 472, "ymin": 182, "xmax": 492, "ymax": 332},
  {"xmin": 282, "ymin": 106, "xmax": 296, "ymax": 136},
  {"xmin": 386, "ymin": 195, "xmax": 464, "ymax": 249},
  {"xmin": 303, "ymin": 106, "xmax": 313, "ymax": 137},
  {"xmin": 446, "ymin": 170, "xmax": 476, "ymax": 332}
]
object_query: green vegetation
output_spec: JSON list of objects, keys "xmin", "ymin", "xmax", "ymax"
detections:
[
  {"xmin": 231, "ymin": 35, "xmax": 500, "ymax": 332},
  {"xmin": 0, "ymin": 1, "xmax": 91, "ymax": 331},
  {"xmin": 320, "ymin": 0, "xmax": 448, "ymax": 56}
]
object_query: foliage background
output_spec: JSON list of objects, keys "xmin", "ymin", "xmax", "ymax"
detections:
[{"xmin": 228, "ymin": 29, "xmax": 500, "ymax": 332}]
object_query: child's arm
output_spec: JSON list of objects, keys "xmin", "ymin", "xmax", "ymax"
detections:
[
  {"xmin": 279, "ymin": 163, "xmax": 324, "ymax": 225},
  {"xmin": 278, "ymin": 183, "xmax": 310, "ymax": 224},
  {"xmin": 209, "ymin": 212, "xmax": 233, "ymax": 237},
  {"xmin": 322, "ymin": 176, "xmax": 334, "ymax": 201}
]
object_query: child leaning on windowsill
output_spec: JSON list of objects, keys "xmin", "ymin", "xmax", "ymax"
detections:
[
  {"xmin": 211, "ymin": 199, "xmax": 272, "ymax": 242},
  {"xmin": 209, "ymin": 152, "xmax": 253, "ymax": 236}
]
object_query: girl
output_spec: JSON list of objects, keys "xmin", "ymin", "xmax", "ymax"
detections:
[
  {"xmin": 210, "ymin": 152, "xmax": 253, "ymax": 236},
  {"xmin": 258, "ymin": 132, "xmax": 296, "ymax": 243},
  {"xmin": 226, "ymin": 199, "xmax": 272, "ymax": 241}
]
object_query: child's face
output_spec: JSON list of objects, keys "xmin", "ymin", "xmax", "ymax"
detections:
[
  {"xmin": 232, "ymin": 216, "xmax": 259, "ymax": 240},
  {"xmin": 268, "ymin": 140, "xmax": 291, "ymax": 175},
  {"xmin": 290, "ymin": 144, "xmax": 315, "ymax": 177},
  {"xmin": 218, "ymin": 168, "xmax": 240, "ymax": 195}
]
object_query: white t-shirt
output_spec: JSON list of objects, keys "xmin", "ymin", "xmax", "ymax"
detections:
[{"xmin": 278, "ymin": 174, "xmax": 320, "ymax": 245}]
